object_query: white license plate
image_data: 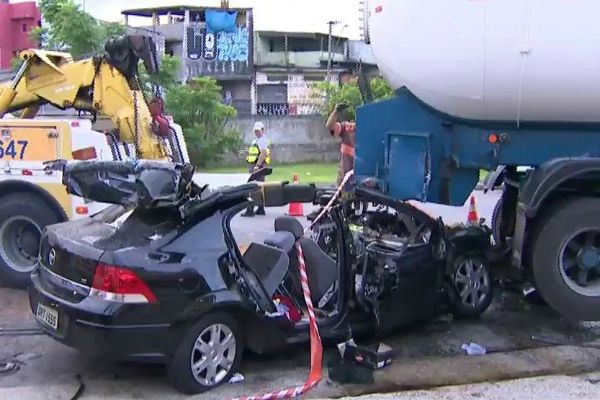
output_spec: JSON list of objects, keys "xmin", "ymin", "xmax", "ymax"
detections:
[{"xmin": 36, "ymin": 303, "xmax": 59, "ymax": 330}]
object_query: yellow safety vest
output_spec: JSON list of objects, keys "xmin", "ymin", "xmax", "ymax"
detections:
[{"xmin": 246, "ymin": 139, "xmax": 271, "ymax": 164}]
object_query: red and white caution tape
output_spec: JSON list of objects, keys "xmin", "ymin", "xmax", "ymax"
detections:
[
  {"xmin": 305, "ymin": 169, "xmax": 355, "ymax": 234},
  {"xmin": 230, "ymin": 170, "xmax": 354, "ymax": 400}
]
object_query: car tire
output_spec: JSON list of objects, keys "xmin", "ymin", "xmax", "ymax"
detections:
[
  {"xmin": 531, "ymin": 197, "xmax": 600, "ymax": 321},
  {"xmin": 447, "ymin": 255, "xmax": 493, "ymax": 318},
  {"xmin": 0, "ymin": 193, "xmax": 63, "ymax": 288},
  {"xmin": 167, "ymin": 313, "xmax": 243, "ymax": 395}
]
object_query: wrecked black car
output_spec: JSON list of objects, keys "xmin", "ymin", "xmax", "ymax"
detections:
[{"xmin": 28, "ymin": 161, "xmax": 493, "ymax": 395}]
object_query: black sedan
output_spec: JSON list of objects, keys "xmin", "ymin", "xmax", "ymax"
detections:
[{"xmin": 29, "ymin": 161, "xmax": 493, "ymax": 394}]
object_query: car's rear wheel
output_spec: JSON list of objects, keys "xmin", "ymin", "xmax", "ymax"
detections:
[
  {"xmin": 167, "ymin": 313, "xmax": 243, "ymax": 394},
  {"xmin": 447, "ymin": 255, "xmax": 493, "ymax": 318},
  {"xmin": 0, "ymin": 193, "xmax": 63, "ymax": 288}
]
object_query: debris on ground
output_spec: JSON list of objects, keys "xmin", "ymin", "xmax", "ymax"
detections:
[
  {"xmin": 337, "ymin": 339, "xmax": 394, "ymax": 370},
  {"xmin": 0, "ymin": 362, "xmax": 17, "ymax": 374},
  {"xmin": 13, "ymin": 352, "xmax": 42, "ymax": 363},
  {"xmin": 461, "ymin": 342, "xmax": 487, "ymax": 356},
  {"xmin": 327, "ymin": 355, "xmax": 375, "ymax": 385},
  {"xmin": 229, "ymin": 373, "xmax": 245, "ymax": 384}
]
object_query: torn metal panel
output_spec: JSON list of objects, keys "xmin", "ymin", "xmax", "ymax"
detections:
[
  {"xmin": 61, "ymin": 160, "xmax": 196, "ymax": 209},
  {"xmin": 250, "ymin": 182, "xmax": 317, "ymax": 207}
]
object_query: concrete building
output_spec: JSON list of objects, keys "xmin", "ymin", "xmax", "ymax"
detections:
[
  {"xmin": 122, "ymin": 5, "xmax": 255, "ymax": 115},
  {"xmin": 120, "ymin": 4, "xmax": 377, "ymax": 117},
  {"xmin": 0, "ymin": 1, "xmax": 41, "ymax": 70}
]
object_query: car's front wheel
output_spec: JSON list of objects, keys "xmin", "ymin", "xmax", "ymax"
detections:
[
  {"xmin": 447, "ymin": 255, "xmax": 494, "ymax": 318},
  {"xmin": 168, "ymin": 313, "xmax": 243, "ymax": 394}
]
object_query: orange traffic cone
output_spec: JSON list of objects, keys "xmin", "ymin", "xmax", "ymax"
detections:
[
  {"xmin": 467, "ymin": 195, "xmax": 479, "ymax": 225},
  {"xmin": 287, "ymin": 174, "xmax": 304, "ymax": 217}
]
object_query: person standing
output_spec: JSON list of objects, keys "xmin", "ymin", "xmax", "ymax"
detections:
[
  {"xmin": 326, "ymin": 103, "xmax": 356, "ymax": 187},
  {"xmin": 242, "ymin": 121, "xmax": 271, "ymax": 217}
]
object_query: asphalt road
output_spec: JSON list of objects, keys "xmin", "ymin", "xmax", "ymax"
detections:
[{"xmin": 3, "ymin": 190, "xmax": 600, "ymax": 399}]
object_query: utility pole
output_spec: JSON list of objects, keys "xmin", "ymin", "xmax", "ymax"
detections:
[{"xmin": 326, "ymin": 20, "xmax": 340, "ymax": 78}]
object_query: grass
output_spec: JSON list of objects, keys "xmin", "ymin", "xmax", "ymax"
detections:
[
  {"xmin": 204, "ymin": 163, "xmax": 490, "ymax": 185},
  {"xmin": 204, "ymin": 163, "xmax": 339, "ymax": 184}
]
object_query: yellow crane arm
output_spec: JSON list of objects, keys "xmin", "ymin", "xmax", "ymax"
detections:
[{"xmin": 0, "ymin": 36, "xmax": 169, "ymax": 160}]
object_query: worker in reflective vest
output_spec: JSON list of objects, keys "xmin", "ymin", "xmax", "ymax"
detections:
[{"xmin": 242, "ymin": 121, "xmax": 271, "ymax": 217}]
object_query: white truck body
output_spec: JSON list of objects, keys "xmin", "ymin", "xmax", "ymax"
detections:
[{"xmin": 367, "ymin": 0, "xmax": 600, "ymax": 123}]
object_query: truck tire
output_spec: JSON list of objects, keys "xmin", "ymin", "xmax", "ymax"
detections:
[
  {"xmin": 491, "ymin": 197, "xmax": 503, "ymax": 244},
  {"xmin": 0, "ymin": 193, "xmax": 63, "ymax": 288},
  {"xmin": 532, "ymin": 197, "xmax": 600, "ymax": 321}
]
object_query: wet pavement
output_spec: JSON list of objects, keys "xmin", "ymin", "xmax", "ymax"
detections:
[{"xmin": 2, "ymin": 190, "xmax": 600, "ymax": 399}]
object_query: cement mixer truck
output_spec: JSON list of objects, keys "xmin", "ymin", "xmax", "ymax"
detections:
[{"xmin": 357, "ymin": 0, "xmax": 600, "ymax": 320}]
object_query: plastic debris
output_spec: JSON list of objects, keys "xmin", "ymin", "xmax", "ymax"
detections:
[
  {"xmin": 229, "ymin": 373, "xmax": 245, "ymax": 384},
  {"xmin": 13, "ymin": 352, "xmax": 41, "ymax": 362},
  {"xmin": 0, "ymin": 362, "xmax": 17, "ymax": 374},
  {"xmin": 461, "ymin": 342, "xmax": 487, "ymax": 355}
]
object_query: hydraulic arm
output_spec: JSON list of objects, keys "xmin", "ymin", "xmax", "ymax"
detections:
[{"xmin": 0, "ymin": 35, "xmax": 169, "ymax": 160}]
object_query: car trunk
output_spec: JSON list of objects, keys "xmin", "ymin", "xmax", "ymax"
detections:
[
  {"xmin": 37, "ymin": 201, "xmax": 186, "ymax": 303},
  {"xmin": 37, "ymin": 205, "xmax": 133, "ymax": 302}
]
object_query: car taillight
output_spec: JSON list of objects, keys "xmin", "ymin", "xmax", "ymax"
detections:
[
  {"xmin": 90, "ymin": 263, "xmax": 157, "ymax": 303},
  {"xmin": 72, "ymin": 147, "xmax": 97, "ymax": 160}
]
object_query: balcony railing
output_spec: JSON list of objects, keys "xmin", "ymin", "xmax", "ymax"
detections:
[{"xmin": 256, "ymin": 102, "xmax": 321, "ymax": 116}]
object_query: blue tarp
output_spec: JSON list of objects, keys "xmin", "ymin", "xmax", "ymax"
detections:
[{"xmin": 205, "ymin": 10, "xmax": 238, "ymax": 33}]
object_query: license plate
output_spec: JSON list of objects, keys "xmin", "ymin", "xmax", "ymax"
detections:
[{"xmin": 36, "ymin": 303, "xmax": 59, "ymax": 330}]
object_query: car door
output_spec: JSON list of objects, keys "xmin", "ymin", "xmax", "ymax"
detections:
[{"xmin": 359, "ymin": 237, "xmax": 445, "ymax": 331}]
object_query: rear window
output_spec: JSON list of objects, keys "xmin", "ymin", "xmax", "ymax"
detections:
[{"xmin": 94, "ymin": 207, "xmax": 182, "ymax": 251}]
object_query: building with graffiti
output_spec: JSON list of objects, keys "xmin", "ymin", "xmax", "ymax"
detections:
[
  {"xmin": 122, "ymin": 5, "xmax": 254, "ymax": 115},
  {"xmin": 121, "ymin": 5, "xmax": 377, "ymax": 117}
]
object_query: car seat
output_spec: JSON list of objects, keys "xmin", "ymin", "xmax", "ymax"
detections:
[{"xmin": 272, "ymin": 216, "xmax": 338, "ymax": 308}]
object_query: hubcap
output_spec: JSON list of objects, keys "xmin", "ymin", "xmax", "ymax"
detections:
[
  {"xmin": 559, "ymin": 229, "xmax": 600, "ymax": 297},
  {"xmin": 454, "ymin": 258, "xmax": 490, "ymax": 308},
  {"xmin": 190, "ymin": 323, "xmax": 236, "ymax": 387},
  {"xmin": 0, "ymin": 216, "xmax": 42, "ymax": 273}
]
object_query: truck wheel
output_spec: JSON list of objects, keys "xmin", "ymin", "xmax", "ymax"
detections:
[
  {"xmin": 167, "ymin": 313, "xmax": 243, "ymax": 394},
  {"xmin": 532, "ymin": 197, "xmax": 600, "ymax": 321},
  {"xmin": 491, "ymin": 197, "xmax": 503, "ymax": 244},
  {"xmin": 0, "ymin": 193, "xmax": 62, "ymax": 288},
  {"xmin": 447, "ymin": 255, "xmax": 493, "ymax": 318}
]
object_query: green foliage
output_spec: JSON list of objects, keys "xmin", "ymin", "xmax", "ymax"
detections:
[
  {"xmin": 37, "ymin": 0, "xmax": 126, "ymax": 57},
  {"xmin": 311, "ymin": 76, "xmax": 394, "ymax": 120},
  {"xmin": 165, "ymin": 77, "xmax": 241, "ymax": 167},
  {"xmin": 10, "ymin": 57, "xmax": 23, "ymax": 72},
  {"xmin": 138, "ymin": 54, "xmax": 181, "ymax": 97}
]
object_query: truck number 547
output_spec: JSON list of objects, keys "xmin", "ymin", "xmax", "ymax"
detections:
[{"xmin": 0, "ymin": 140, "xmax": 29, "ymax": 160}]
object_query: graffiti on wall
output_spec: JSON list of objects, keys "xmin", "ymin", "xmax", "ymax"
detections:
[
  {"xmin": 186, "ymin": 24, "xmax": 252, "ymax": 76},
  {"xmin": 216, "ymin": 26, "xmax": 249, "ymax": 61}
]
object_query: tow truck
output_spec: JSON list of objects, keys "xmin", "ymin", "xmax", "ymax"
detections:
[{"xmin": 0, "ymin": 35, "xmax": 189, "ymax": 288}]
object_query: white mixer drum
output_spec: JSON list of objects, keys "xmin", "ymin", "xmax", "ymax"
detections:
[{"xmin": 367, "ymin": 0, "xmax": 600, "ymax": 123}]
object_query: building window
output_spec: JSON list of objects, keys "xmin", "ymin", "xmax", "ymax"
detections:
[{"xmin": 22, "ymin": 24, "xmax": 27, "ymax": 32}]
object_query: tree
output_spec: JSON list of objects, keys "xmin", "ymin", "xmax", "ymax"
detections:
[
  {"xmin": 165, "ymin": 77, "xmax": 241, "ymax": 167},
  {"xmin": 138, "ymin": 54, "xmax": 181, "ymax": 98},
  {"xmin": 34, "ymin": 0, "xmax": 126, "ymax": 58},
  {"xmin": 311, "ymin": 76, "xmax": 394, "ymax": 120}
]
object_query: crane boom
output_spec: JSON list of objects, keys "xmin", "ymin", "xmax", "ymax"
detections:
[{"xmin": 0, "ymin": 35, "xmax": 170, "ymax": 160}]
